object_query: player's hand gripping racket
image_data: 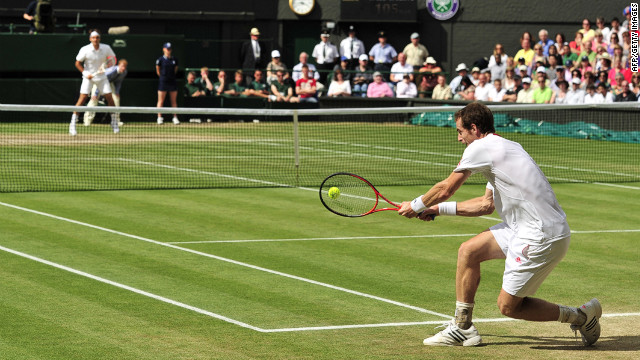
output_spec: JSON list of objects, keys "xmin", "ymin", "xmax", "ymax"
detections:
[
  {"xmin": 319, "ymin": 172, "xmax": 435, "ymax": 219},
  {"xmin": 91, "ymin": 55, "xmax": 117, "ymax": 77}
]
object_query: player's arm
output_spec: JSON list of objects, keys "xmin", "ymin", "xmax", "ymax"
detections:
[
  {"xmin": 156, "ymin": 65, "xmax": 161, "ymax": 77},
  {"xmin": 418, "ymin": 186, "xmax": 494, "ymax": 221},
  {"xmin": 398, "ymin": 170, "xmax": 471, "ymax": 218}
]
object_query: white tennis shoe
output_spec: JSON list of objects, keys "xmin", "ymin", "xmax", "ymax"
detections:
[
  {"xmin": 172, "ymin": 116, "xmax": 180, "ymax": 125},
  {"xmin": 570, "ymin": 298, "xmax": 602, "ymax": 346},
  {"xmin": 157, "ymin": 117, "xmax": 164, "ymax": 125},
  {"xmin": 110, "ymin": 116, "xmax": 120, "ymax": 134},
  {"xmin": 423, "ymin": 319, "xmax": 482, "ymax": 347}
]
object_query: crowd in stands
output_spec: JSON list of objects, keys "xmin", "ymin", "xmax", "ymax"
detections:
[{"xmin": 186, "ymin": 7, "xmax": 639, "ymax": 104}]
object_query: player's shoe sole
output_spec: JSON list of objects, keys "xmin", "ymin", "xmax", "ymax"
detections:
[
  {"xmin": 571, "ymin": 298, "xmax": 602, "ymax": 346},
  {"xmin": 423, "ymin": 320, "xmax": 483, "ymax": 347}
]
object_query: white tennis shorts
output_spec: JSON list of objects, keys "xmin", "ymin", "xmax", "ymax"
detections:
[
  {"xmin": 491, "ymin": 222, "xmax": 570, "ymax": 297},
  {"xmin": 80, "ymin": 76, "xmax": 112, "ymax": 95}
]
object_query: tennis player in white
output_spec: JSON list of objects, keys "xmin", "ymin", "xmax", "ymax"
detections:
[
  {"xmin": 398, "ymin": 102, "xmax": 601, "ymax": 347},
  {"xmin": 70, "ymin": 29, "xmax": 119, "ymax": 136}
]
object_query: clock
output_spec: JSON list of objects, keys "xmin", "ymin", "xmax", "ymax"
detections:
[{"xmin": 289, "ymin": 0, "xmax": 315, "ymax": 16}]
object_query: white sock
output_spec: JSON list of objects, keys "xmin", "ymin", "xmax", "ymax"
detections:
[
  {"xmin": 455, "ymin": 301, "xmax": 474, "ymax": 330},
  {"xmin": 71, "ymin": 114, "xmax": 77, "ymax": 122},
  {"xmin": 558, "ymin": 305, "xmax": 587, "ymax": 325}
]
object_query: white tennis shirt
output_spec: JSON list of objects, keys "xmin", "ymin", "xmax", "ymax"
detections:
[
  {"xmin": 455, "ymin": 134, "xmax": 570, "ymax": 244},
  {"xmin": 76, "ymin": 43, "xmax": 116, "ymax": 80}
]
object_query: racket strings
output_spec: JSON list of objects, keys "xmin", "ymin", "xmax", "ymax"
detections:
[{"xmin": 320, "ymin": 175, "xmax": 378, "ymax": 216}]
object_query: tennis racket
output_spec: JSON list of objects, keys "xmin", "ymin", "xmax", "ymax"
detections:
[
  {"xmin": 319, "ymin": 172, "xmax": 436, "ymax": 219},
  {"xmin": 92, "ymin": 55, "xmax": 117, "ymax": 77}
]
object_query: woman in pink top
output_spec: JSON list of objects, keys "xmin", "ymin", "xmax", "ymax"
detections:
[{"xmin": 366, "ymin": 71, "xmax": 394, "ymax": 98}]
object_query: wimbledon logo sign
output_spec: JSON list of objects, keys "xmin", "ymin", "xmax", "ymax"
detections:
[{"xmin": 427, "ymin": 0, "xmax": 460, "ymax": 21}]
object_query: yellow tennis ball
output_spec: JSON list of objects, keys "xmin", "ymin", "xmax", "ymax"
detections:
[{"xmin": 328, "ymin": 187, "xmax": 340, "ymax": 199}]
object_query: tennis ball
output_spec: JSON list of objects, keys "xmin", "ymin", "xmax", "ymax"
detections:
[{"xmin": 328, "ymin": 187, "xmax": 340, "ymax": 199}]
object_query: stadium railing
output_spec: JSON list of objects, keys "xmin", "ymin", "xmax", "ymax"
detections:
[{"xmin": 1, "ymin": 103, "xmax": 638, "ymax": 192}]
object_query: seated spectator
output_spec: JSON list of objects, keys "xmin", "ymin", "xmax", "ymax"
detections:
[
  {"xmin": 246, "ymin": 69, "xmax": 270, "ymax": 99},
  {"xmin": 607, "ymin": 33, "xmax": 620, "ymax": 56},
  {"xmin": 449, "ymin": 63, "xmax": 471, "ymax": 94},
  {"xmin": 389, "ymin": 52, "xmax": 414, "ymax": 84},
  {"xmin": 596, "ymin": 83, "xmax": 615, "ymax": 103},
  {"xmin": 489, "ymin": 46, "xmax": 507, "ymax": 80},
  {"xmin": 569, "ymin": 31, "xmax": 584, "ymax": 55},
  {"xmin": 266, "ymin": 50, "xmax": 288, "ymax": 85},
  {"xmin": 610, "ymin": 55, "xmax": 632, "ymax": 86},
  {"xmin": 514, "ymin": 36, "xmax": 535, "ymax": 66},
  {"xmin": 473, "ymin": 73, "xmax": 492, "ymax": 101},
  {"xmin": 270, "ymin": 70, "xmax": 299, "ymax": 103},
  {"xmin": 578, "ymin": 40, "xmax": 597, "ymax": 66},
  {"xmin": 332, "ymin": 56, "xmax": 352, "ymax": 83},
  {"xmin": 614, "ymin": 80, "xmax": 637, "ymax": 102},
  {"xmin": 550, "ymin": 66, "xmax": 568, "ymax": 91},
  {"xmin": 607, "ymin": 17, "xmax": 627, "ymax": 44},
  {"xmin": 470, "ymin": 67, "xmax": 481, "ymax": 85},
  {"xmin": 184, "ymin": 71, "xmax": 206, "ymax": 97},
  {"xmin": 566, "ymin": 78, "xmax": 585, "ymax": 104},
  {"xmin": 582, "ymin": 71, "xmax": 597, "ymax": 90},
  {"xmin": 554, "ymin": 33, "xmax": 566, "ymax": 54},
  {"xmin": 503, "ymin": 75, "xmax": 522, "ymax": 102},
  {"xmin": 562, "ymin": 42, "xmax": 578, "ymax": 66},
  {"xmin": 531, "ymin": 66, "xmax": 550, "ymax": 89},
  {"xmin": 195, "ymin": 67, "xmax": 214, "ymax": 95},
  {"xmin": 611, "ymin": 73, "xmax": 625, "ymax": 95},
  {"xmin": 584, "ymin": 84, "xmax": 604, "ymax": 103},
  {"xmin": 595, "ymin": 70, "xmax": 610, "ymax": 88},
  {"xmin": 580, "ymin": 18, "xmax": 596, "ymax": 42},
  {"xmin": 538, "ymin": 29, "xmax": 555, "ymax": 56},
  {"xmin": 595, "ymin": 16, "xmax": 610, "ymax": 43},
  {"xmin": 488, "ymin": 79, "xmax": 506, "ymax": 102},
  {"xmin": 295, "ymin": 64, "xmax": 318, "ymax": 103},
  {"xmin": 591, "ymin": 30, "xmax": 607, "ymax": 52},
  {"xmin": 396, "ymin": 74, "xmax": 418, "ymax": 98},
  {"xmin": 212, "ymin": 70, "xmax": 228, "ymax": 96},
  {"xmin": 327, "ymin": 69, "xmax": 351, "ymax": 97},
  {"xmin": 545, "ymin": 55, "xmax": 560, "ymax": 80},
  {"xmin": 502, "ymin": 66, "xmax": 517, "ymax": 91},
  {"xmin": 366, "ymin": 71, "xmax": 394, "ymax": 98},
  {"xmin": 531, "ymin": 43, "xmax": 547, "ymax": 67},
  {"xmin": 418, "ymin": 56, "xmax": 442, "ymax": 92},
  {"xmin": 516, "ymin": 77, "xmax": 534, "ymax": 103},
  {"xmin": 292, "ymin": 52, "xmax": 320, "ymax": 82},
  {"xmin": 453, "ymin": 77, "xmax": 476, "ymax": 101},
  {"xmin": 352, "ymin": 54, "xmax": 373, "ymax": 98},
  {"xmin": 518, "ymin": 64, "xmax": 529, "ymax": 79},
  {"xmin": 431, "ymin": 74, "xmax": 452, "ymax": 100},
  {"xmin": 224, "ymin": 70, "xmax": 250, "ymax": 97},
  {"xmin": 532, "ymin": 71, "xmax": 553, "ymax": 103},
  {"xmin": 551, "ymin": 80, "xmax": 569, "ymax": 104}
]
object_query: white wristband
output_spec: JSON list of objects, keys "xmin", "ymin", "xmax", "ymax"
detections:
[
  {"xmin": 438, "ymin": 201, "xmax": 457, "ymax": 216},
  {"xmin": 410, "ymin": 196, "xmax": 427, "ymax": 213}
]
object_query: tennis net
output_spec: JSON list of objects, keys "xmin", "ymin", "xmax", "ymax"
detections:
[{"xmin": 1, "ymin": 103, "xmax": 639, "ymax": 192}]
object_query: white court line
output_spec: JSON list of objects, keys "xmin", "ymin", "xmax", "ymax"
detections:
[
  {"xmin": 0, "ymin": 201, "xmax": 449, "ymax": 319},
  {"xmin": 167, "ymin": 228, "xmax": 640, "ymax": 245},
  {"xmin": 0, "ymin": 244, "xmax": 266, "ymax": 332}
]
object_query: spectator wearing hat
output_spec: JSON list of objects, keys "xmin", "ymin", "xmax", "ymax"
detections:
[
  {"xmin": 470, "ymin": 67, "xmax": 481, "ymax": 86},
  {"xmin": 368, "ymin": 31, "xmax": 397, "ymax": 80},
  {"xmin": 566, "ymin": 77, "xmax": 585, "ymax": 104},
  {"xmin": 352, "ymin": 54, "xmax": 373, "ymax": 97},
  {"xmin": 417, "ymin": 57, "xmax": 442, "ymax": 95},
  {"xmin": 531, "ymin": 66, "xmax": 551, "ymax": 90},
  {"xmin": 366, "ymin": 71, "xmax": 394, "ymax": 98},
  {"xmin": 430, "ymin": 75, "xmax": 451, "ymax": 100},
  {"xmin": 403, "ymin": 32, "xmax": 429, "ymax": 71},
  {"xmin": 313, "ymin": 30, "xmax": 340, "ymax": 85},
  {"xmin": 266, "ymin": 50, "xmax": 288, "ymax": 85},
  {"xmin": 340, "ymin": 26, "xmax": 366, "ymax": 70},
  {"xmin": 622, "ymin": 7, "xmax": 631, "ymax": 32},
  {"xmin": 551, "ymin": 79, "xmax": 569, "ymax": 104},
  {"xmin": 332, "ymin": 56, "xmax": 352, "ymax": 83},
  {"xmin": 240, "ymin": 28, "xmax": 267, "ymax": 86},
  {"xmin": 516, "ymin": 77, "xmax": 534, "ymax": 103},
  {"xmin": 532, "ymin": 69, "xmax": 553, "ymax": 103},
  {"xmin": 449, "ymin": 63, "xmax": 471, "ymax": 94}
]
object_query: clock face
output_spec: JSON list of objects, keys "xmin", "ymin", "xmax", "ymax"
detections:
[{"xmin": 289, "ymin": 0, "xmax": 315, "ymax": 16}]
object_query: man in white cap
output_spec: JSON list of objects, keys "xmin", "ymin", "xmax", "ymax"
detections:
[
  {"xmin": 312, "ymin": 30, "xmax": 339, "ymax": 85},
  {"xmin": 340, "ymin": 25, "xmax": 366, "ymax": 70},
  {"xmin": 516, "ymin": 77, "xmax": 535, "ymax": 103},
  {"xmin": 449, "ymin": 63, "xmax": 471, "ymax": 94},
  {"xmin": 566, "ymin": 77, "xmax": 586, "ymax": 104},
  {"xmin": 403, "ymin": 32, "xmax": 429, "ymax": 70},
  {"xmin": 240, "ymin": 27, "xmax": 266, "ymax": 86},
  {"xmin": 70, "ymin": 29, "xmax": 119, "ymax": 136}
]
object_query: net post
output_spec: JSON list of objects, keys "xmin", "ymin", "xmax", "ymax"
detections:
[{"xmin": 293, "ymin": 110, "xmax": 300, "ymax": 186}]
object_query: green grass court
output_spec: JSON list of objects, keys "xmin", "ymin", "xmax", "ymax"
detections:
[{"xmin": 0, "ymin": 120, "xmax": 639, "ymax": 359}]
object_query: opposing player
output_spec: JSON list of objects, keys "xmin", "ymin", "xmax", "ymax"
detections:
[
  {"xmin": 70, "ymin": 29, "xmax": 119, "ymax": 136},
  {"xmin": 398, "ymin": 102, "xmax": 601, "ymax": 347}
]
